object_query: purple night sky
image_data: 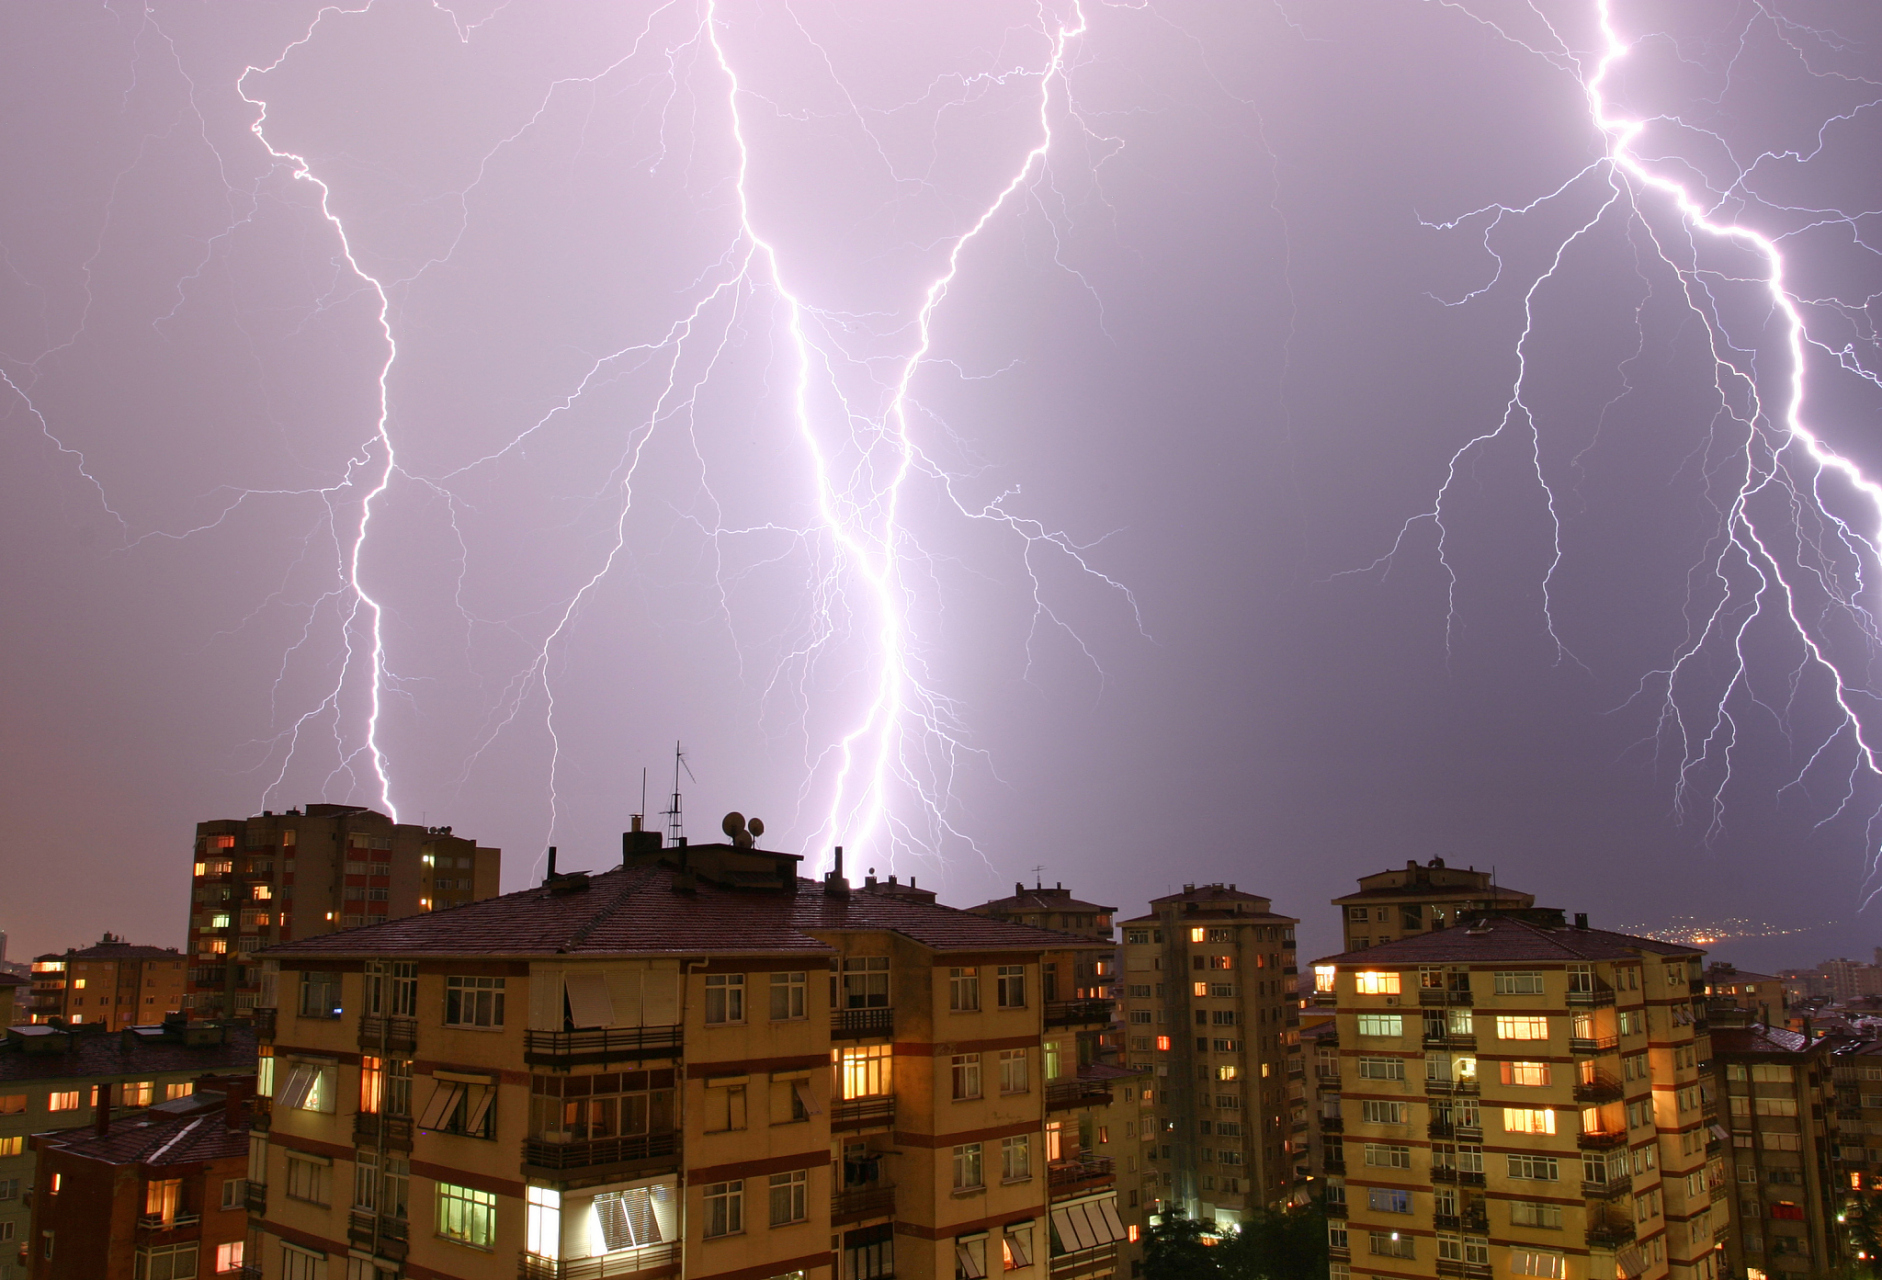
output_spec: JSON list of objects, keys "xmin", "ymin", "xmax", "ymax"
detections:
[{"xmin": 3, "ymin": 0, "xmax": 1880, "ymax": 969}]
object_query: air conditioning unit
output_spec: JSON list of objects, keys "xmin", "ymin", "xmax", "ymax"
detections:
[{"xmin": 1385, "ymin": 996, "xmax": 1399, "ymax": 1006}]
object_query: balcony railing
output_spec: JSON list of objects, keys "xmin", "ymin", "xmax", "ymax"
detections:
[
  {"xmin": 354, "ymin": 1112, "xmax": 414, "ymax": 1149},
  {"xmin": 1425, "ymin": 1079, "xmax": 1479, "ymax": 1096},
  {"xmin": 1320, "ymin": 1116, "xmax": 1343, "ymax": 1133},
  {"xmin": 1325, "ymin": 1201, "xmax": 1347, "ymax": 1219},
  {"xmin": 1586, "ymin": 1220, "xmax": 1636, "ymax": 1249},
  {"xmin": 358, "ymin": 1013, "xmax": 417, "ymax": 1054},
  {"xmin": 1570, "ymin": 1035, "xmax": 1620, "ymax": 1054},
  {"xmin": 1573, "ymin": 1075, "xmax": 1624, "ymax": 1104},
  {"xmin": 1046, "ymin": 1079, "xmax": 1114, "ymax": 1111},
  {"xmin": 244, "ymin": 1183, "xmax": 267, "ymax": 1215},
  {"xmin": 1050, "ymin": 1242, "xmax": 1118, "ymax": 1280},
  {"xmin": 1430, "ymin": 1167, "xmax": 1457, "ymax": 1183},
  {"xmin": 1048, "ymin": 1155, "xmax": 1115, "ymax": 1190},
  {"xmin": 523, "ymin": 1024, "xmax": 683, "ymax": 1067},
  {"xmin": 1419, "ymin": 989, "xmax": 1474, "ymax": 1006},
  {"xmin": 136, "ymin": 1213, "xmax": 201, "ymax": 1233},
  {"xmin": 1583, "ymin": 1179, "xmax": 1629, "ymax": 1201},
  {"xmin": 1322, "ymin": 1155, "xmax": 1345, "ymax": 1174},
  {"xmin": 252, "ymin": 1008, "xmax": 276, "ymax": 1039},
  {"xmin": 1457, "ymin": 1171, "xmax": 1486, "ymax": 1187},
  {"xmin": 522, "ymin": 1130, "xmax": 680, "ymax": 1173},
  {"xmin": 832, "ymin": 1182, "xmax": 896, "ymax": 1223},
  {"xmin": 1429, "ymin": 1120, "xmax": 1454, "ymax": 1139},
  {"xmin": 1567, "ymin": 985, "xmax": 1617, "ymax": 1007},
  {"xmin": 831, "ymin": 1007, "xmax": 894, "ymax": 1040},
  {"xmin": 519, "ymin": 1243, "xmax": 680, "ymax": 1280},
  {"xmin": 249, "ymin": 1095, "xmax": 272, "ymax": 1133},
  {"xmin": 832, "ymin": 1095, "xmax": 897, "ymax": 1131},
  {"xmin": 1045, "ymin": 999, "xmax": 1114, "ymax": 1027},
  {"xmin": 1577, "ymin": 1129, "xmax": 1627, "ymax": 1150}
]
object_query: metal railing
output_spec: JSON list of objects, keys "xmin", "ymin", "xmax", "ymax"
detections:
[
  {"xmin": 1573, "ymin": 1075, "xmax": 1624, "ymax": 1104},
  {"xmin": 244, "ymin": 1183, "xmax": 267, "ymax": 1215},
  {"xmin": 1046, "ymin": 1079, "xmax": 1114, "ymax": 1111},
  {"xmin": 1419, "ymin": 989, "xmax": 1474, "ymax": 1006},
  {"xmin": 832, "ymin": 1095, "xmax": 896, "ymax": 1131},
  {"xmin": 1577, "ymin": 1129, "xmax": 1627, "ymax": 1149},
  {"xmin": 522, "ymin": 1130, "xmax": 680, "ymax": 1172},
  {"xmin": 1045, "ymin": 999, "xmax": 1114, "ymax": 1027},
  {"xmin": 831, "ymin": 1007, "xmax": 894, "ymax": 1039},
  {"xmin": 353, "ymin": 1112, "xmax": 413, "ymax": 1148},
  {"xmin": 1586, "ymin": 1219, "xmax": 1636, "ymax": 1249},
  {"xmin": 833, "ymin": 1182, "xmax": 897, "ymax": 1222},
  {"xmin": 136, "ymin": 1212, "xmax": 201, "ymax": 1232},
  {"xmin": 1583, "ymin": 1179, "xmax": 1630, "ymax": 1201},
  {"xmin": 518, "ymin": 1243, "xmax": 680, "ymax": 1279},
  {"xmin": 1567, "ymin": 985, "xmax": 1617, "ymax": 1007},
  {"xmin": 1050, "ymin": 1242, "xmax": 1118, "ymax": 1280},
  {"xmin": 1457, "ymin": 1171, "xmax": 1486, "ymax": 1187},
  {"xmin": 358, "ymin": 1013, "xmax": 417, "ymax": 1053},
  {"xmin": 523, "ymin": 1024, "xmax": 683, "ymax": 1067},
  {"xmin": 1570, "ymin": 1035, "xmax": 1620, "ymax": 1054},
  {"xmin": 252, "ymin": 1008, "xmax": 276, "ymax": 1039},
  {"xmin": 1047, "ymin": 1155, "xmax": 1115, "ymax": 1189}
]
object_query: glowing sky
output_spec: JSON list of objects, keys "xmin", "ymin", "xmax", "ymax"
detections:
[{"xmin": 3, "ymin": 0, "xmax": 1879, "ymax": 965}]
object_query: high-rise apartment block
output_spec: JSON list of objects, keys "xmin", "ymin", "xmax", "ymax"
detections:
[
  {"xmin": 1119, "ymin": 884, "xmax": 1304, "ymax": 1227},
  {"xmin": 186, "ymin": 805, "xmax": 499, "ymax": 1021},
  {"xmin": 1700, "ymin": 966, "xmax": 1788, "ymax": 1029},
  {"xmin": 246, "ymin": 836, "xmax": 1130, "ymax": 1280},
  {"xmin": 26, "ymin": 937, "xmax": 187, "ymax": 1031},
  {"xmin": 1313, "ymin": 914, "xmax": 1721, "ymax": 1280},
  {"xmin": 1707, "ymin": 1016, "xmax": 1840, "ymax": 1279},
  {"xmin": 1335, "ymin": 861, "xmax": 1535, "ymax": 953}
]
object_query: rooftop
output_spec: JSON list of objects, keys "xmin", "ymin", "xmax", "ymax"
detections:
[
  {"xmin": 1710, "ymin": 1023, "xmax": 1814, "ymax": 1057},
  {"xmin": 40, "ymin": 1091, "xmax": 249, "ymax": 1167},
  {"xmin": 1122, "ymin": 883, "xmax": 1294, "ymax": 926},
  {"xmin": 33, "ymin": 934, "xmax": 183, "ymax": 964},
  {"xmin": 1312, "ymin": 914, "xmax": 1698, "ymax": 966},
  {"xmin": 971, "ymin": 883, "xmax": 1117, "ymax": 916},
  {"xmin": 263, "ymin": 858, "xmax": 1105, "ymax": 960},
  {"xmin": 0, "ymin": 1025, "xmax": 257, "ymax": 1085},
  {"xmin": 1705, "ymin": 963, "xmax": 1782, "ymax": 985}
]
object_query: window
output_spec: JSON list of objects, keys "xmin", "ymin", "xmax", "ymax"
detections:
[
  {"xmin": 1511, "ymin": 1250, "xmax": 1566, "ymax": 1278},
  {"xmin": 1356, "ymin": 1013, "xmax": 1403, "ymax": 1038},
  {"xmin": 215, "ymin": 1241, "xmax": 245, "ymax": 1273},
  {"xmin": 950, "ymin": 968, "xmax": 981, "ymax": 1012},
  {"xmin": 1362, "ymin": 1100, "xmax": 1407, "ymax": 1125},
  {"xmin": 769, "ymin": 972, "xmax": 806, "ymax": 1021},
  {"xmin": 164, "ymin": 1082, "xmax": 194, "ymax": 1102},
  {"xmin": 836, "ymin": 1045, "xmax": 892, "ymax": 1099},
  {"xmin": 769, "ymin": 1170, "xmax": 808, "ymax": 1226},
  {"xmin": 145, "ymin": 1178, "xmax": 182, "ymax": 1224},
  {"xmin": 1495, "ymin": 972, "xmax": 1545, "ymax": 995},
  {"xmin": 1355, "ymin": 972, "xmax": 1401, "ymax": 995},
  {"xmin": 843, "ymin": 957, "xmax": 890, "ymax": 1008},
  {"xmin": 437, "ymin": 1181, "xmax": 497, "ymax": 1249},
  {"xmin": 285, "ymin": 1155, "xmax": 328, "ymax": 1204},
  {"xmin": 136, "ymin": 1243, "xmax": 199, "ymax": 1280},
  {"xmin": 1003, "ymin": 1223, "xmax": 1034, "ymax": 1270},
  {"xmin": 702, "ymin": 974, "xmax": 745, "ymax": 1025},
  {"xmin": 276, "ymin": 1061, "xmax": 336, "ymax": 1114},
  {"xmin": 1357, "ymin": 1057, "xmax": 1405, "ymax": 1080},
  {"xmin": 680, "ymin": 1176, "xmax": 737, "ymax": 1242},
  {"xmin": 298, "ymin": 971, "xmax": 341, "ymax": 1018},
  {"xmin": 958, "ymin": 1234, "xmax": 989, "ymax": 1280},
  {"xmin": 47, "ymin": 1091, "xmax": 80, "ymax": 1112},
  {"xmin": 1369, "ymin": 1188, "xmax": 1411, "ymax": 1213},
  {"xmin": 444, "ymin": 976, "xmax": 505, "ymax": 1028},
  {"xmin": 952, "ymin": 1054, "xmax": 983, "ymax": 1100},
  {"xmin": 1502, "ymin": 1062, "xmax": 1551, "ymax": 1087},
  {"xmin": 996, "ymin": 965, "xmax": 1027, "ymax": 1008},
  {"xmin": 0, "ymin": 1138, "xmax": 20, "ymax": 1158},
  {"xmin": 1370, "ymin": 1231, "xmax": 1415, "ymax": 1258},
  {"xmin": 1752, "ymin": 1064, "xmax": 1794, "ymax": 1083},
  {"xmin": 1504, "ymin": 1108, "xmax": 1556, "ymax": 1135},
  {"xmin": 1496, "ymin": 1016, "xmax": 1549, "ymax": 1040},
  {"xmin": 360, "ymin": 1056, "xmax": 384, "ymax": 1114},
  {"xmin": 999, "ymin": 1049, "xmax": 1029, "ymax": 1094},
  {"xmin": 1507, "ymin": 1154, "xmax": 1560, "ymax": 1181},
  {"xmin": 416, "ymin": 1076, "xmax": 496, "ymax": 1139},
  {"xmin": 1754, "ymin": 1097, "xmax": 1798, "ymax": 1117},
  {"xmin": 0, "ymin": 1095, "xmax": 21, "ymax": 1116},
  {"xmin": 1363, "ymin": 1144, "xmax": 1411, "ymax": 1169},
  {"xmin": 1002, "ymin": 1135, "xmax": 1031, "ymax": 1182},
  {"xmin": 704, "ymin": 1081, "xmax": 748, "ymax": 1132},
  {"xmin": 1314, "ymin": 965, "xmax": 1337, "ymax": 993},
  {"xmin": 953, "ymin": 1142, "xmax": 985, "ymax": 1190}
]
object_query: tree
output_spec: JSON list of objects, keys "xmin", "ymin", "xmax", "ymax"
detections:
[
  {"xmin": 1143, "ymin": 1209, "xmax": 1223, "ymax": 1280},
  {"xmin": 1216, "ymin": 1200, "xmax": 1329, "ymax": 1280}
]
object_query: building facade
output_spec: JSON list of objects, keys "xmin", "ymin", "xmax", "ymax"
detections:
[
  {"xmin": 0, "ymin": 1020, "xmax": 258, "ymax": 1279},
  {"xmin": 25, "ymin": 937, "xmax": 188, "ymax": 1031},
  {"xmin": 1119, "ymin": 884, "xmax": 1304, "ymax": 1228},
  {"xmin": 1700, "ymin": 967, "xmax": 1788, "ymax": 1029},
  {"xmin": 1707, "ymin": 1018, "xmax": 1840, "ymax": 1280},
  {"xmin": 30, "ymin": 1081, "xmax": 253, "ymax": 1279},
  {"xmin": 187, "ymin": 806, "xmax": 500, "ymax": 1022},
  {"xmin": 246, "ymin": 836, "xmax": 1128, "ymax": 1280},
  {"xmin": 1312, "ymin": 915, "xmax": 1721, "ymax": 1280},
  {"xmin": 1334, "ymin": 862, "xmax": 1534, "ymax": 955}
]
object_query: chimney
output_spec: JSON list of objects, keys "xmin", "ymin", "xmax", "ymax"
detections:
[
  {"xmin": 824, "ymin": 845, "xmax": 849, "ymax": 898},
  {"xmin": 546, "ymin": 846, "xmax": 558, "ymax": 879},
  {"xmin": 222, "ymin": 1076, "xmax": 252, "ymax": 1131},
  {"xmin": 1574, "ymin": 912, "xmax": 1588, "ymax": 930},
  {"xmin": 94, "ymin": 1081, "xmax": 112, "ymax": 1137}
]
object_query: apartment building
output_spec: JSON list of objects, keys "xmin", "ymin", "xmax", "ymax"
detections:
[
  {"xmin": 1118, "ymin": 884, "xmax": 1304, "ymax": 1228},
  {"xmin": 1700, "ymin": 967, "xmax": 1787, "ymax": 1030},
  {"xmin": 1312, "ymin": 913, "xmax": 1722, "ymax": 1280},
  {"xmin": 26, "ymin": 936, "xmax": 188, "ymax": 1031},
  {"xmin": 30, "ymin": 1080, "xmax": 254, "ymax": 1279},
  {"xmin": 1706, "ymin": 1016, "xmax": 1840, "ymax": 1279},
  {"xmin": 246, "ymin": 834, "xmax": 1128, "ymax": 1280},
  {"xmin": 0, "ymin": 977, "xmax": 20, "ymax": 1029},
  {"xmin": 1334, "ymin": 862, "xmax": 1534, "ymax": 954},
  {"xmin": 1831, "ymin": 1037, "xmax": 1882, "ymax": 1188},
  {"xmin": 0, "ymin": 1019, "xmax": 257, "ymax": 1278},
  {"xmin": 187, "ymin": 806, "xmax": 500, "ymax": 1022},
  {"xmin": 968, "ymin": 885, "xmax": 1119, "ymax": 1003}
]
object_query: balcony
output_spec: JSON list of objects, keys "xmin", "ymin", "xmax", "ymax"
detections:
[
  {"xmin": 1320, "ymin": 1116, "xmax": 1343, "ymax": 1133},
  {"xmin": 1050, "ymin": 1242, "xmax": 1118, "ymax": 1280},
  {"xmin": 1586, "ymin": 1219, "xmax": 1636, "ymax": 1249},
  {"xmin": 244, "ymin": 1183, "xmax": 267, "ymax": 1215},
  {"xmin": 349, "ymin": 1208, "xmax": 410, "ymax": 1258},
  {"xmin": 1325, "ymin": 1201, "xmax": 1348, "ymax": 1219},
  {"xmin": 832, "ymin": 1182, "xmax": 896, "ymax": 1224},
  {"xmin": 523, "ymin": 1024, "xmax": 683, "ymax": 1067},
  {"xmin": 1583, "ymin": 1179, "xmax": 1629, "ymax": 1201},
  {"xmin": 1419, "ymin": 988, "xmax": 1474, "ymax": 1007},
  {"xmin": 1570, "ymin": 1035, "xmax": 1620, "ymax": 1054},
  {"xmin": 1045, "ymin": 999, "xmax": 1114, "ymax": 1027},
  {"xmin": 1323, "ymin": 1155, "xmax": 1346, "ymax": 1174},
  {"xmin": 252, "ymin": 1008, "xmax": 276, "ymax": 1040},
  {"xmin": 353, "ymin": 1111, "xmax": 414, "ymax": 1149},
  {"xmin": 1425, "ymin": 1079, "xmax": 1479, "ymax": 1097},
  {"xmin": 358, "ymin": 1013, "xmax": 417, "ymax": 1054},
  {"xmin": 136, "ymin": 1213, "xmax": 202, "ymax": 1234},
  {"xmin": 1454, "ymin": 1124, "xmax": 1482, "ymax": 1142},
  {"xmin": 522, "ymin": 1130, "xmax": 680, "ymax": 1176},
  {"xmin": 1429, "ymin": 1120, "xmax": 1454, "ymax": 1139},
  {"xmin": 1046, "ymin": 1079, "xmax": 1114, "ymax": 1112},
  {"xmin": 519, "ymin": 1243, "xmax": 679, "ymax": 1280},
  {"xmin": 249, "ymin": 1095, "xmax": 272, "ymax": 1133},
  {"xmin": 1458, "ymin": 1171, "xmax": 1486, "ymax": 1187},
  {"xmin": 1431, "ymin": 1167, "xmax": 1457, "ymax": 1183},
  {"xmin": 831, "ymin": 1008, "xmax": 894, "ymax": 1040},
  {"xmin": 832, "ymin": 1095, "xmax": 896, "ymax": 1132},
  {"xmin": 1567, "ymin": 984, "xmax": 1617, "ymax": 1008},
  {"xmin": 1048, "ymin": 1155, "xmax": 1115, "ymax": 1192},
  {"xmin": 1574, "ymin": 1075, "xmax": 1624, "ymax": 1104},
  {"xmin": 1578, "ymin": 1129, "xmax": 1627, "ymax": 1150}
]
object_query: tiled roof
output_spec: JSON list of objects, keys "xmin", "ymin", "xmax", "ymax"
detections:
[
  {"xmin": 1311, "ymin": 914, "xmax": 1699, "ymax": 966},
  {"xmin": 1332, "ymin": 884, "xmax": 1529, "ymax": 903},
  {"xmin": 262, "ymin": 865, "xmax": 1106, "ymax": 960},
  {"xmin": 38, "ymin": 943, "xmax": 183, "ymax": 962},
  {"xmin": 0, "ymin": 1027, "xmax": 257, "ymax": 1085},
  {"xmin": 42, "ymin": 1096, "xmax": 248, "ymax": 1167},
  {"xmin": 970, "ymin": 886, "xmax": 1117, "ymax": 915},
  {"xmin": 1710, "ymin": 1023, "xmax": 1813, "ymax": 1056},
  {"xmin": 0, "ymin": 973, "xmax": 25, "ymax": 988}
]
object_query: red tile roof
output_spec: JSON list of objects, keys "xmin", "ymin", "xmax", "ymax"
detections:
[
  {"xmin": 0, "ymin": 1027, "xmax": 258, "ymax": 1086},
  {"xmin": 41, "ymin": 1097, "xmax": 249, "ymax": 1167},
  {"xmin": 970, "ymin": 886, "xmax": 1117, "ymax": 915},
  {"xmin": 1710, "ymin": 1023, "xmax": 1813, "ymax": 1056},
  {"xmin": 1311, "ymin": 914, "xmax": 1700, "ymax": 966},
  {"xmin": 263, "ymin": 865, "xmax": 1107, "ymax": 960}
]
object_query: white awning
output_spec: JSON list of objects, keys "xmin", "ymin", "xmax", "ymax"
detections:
[
  {"xmin": 417, "ymin": 1080, "xmax": 463, "ymax": 1130},
  {"xmin": 276, "ymin": 1064, "xmax": 316, "ymax": 1112},
  {"xmin": 1052, "ymin": 1195, "xmax": 1124, "ymax": 1254},
  {"xmin": 1092, "ymin": 1198, "xmax": 1126, "ymax": 1244},
  {"xmin": 463, "ymin": 1084, "xmax": 494, "ymax": 1133},
  {"xmin": 564, "ymin": 971, "xmax": 615, "ymax": 1029}
]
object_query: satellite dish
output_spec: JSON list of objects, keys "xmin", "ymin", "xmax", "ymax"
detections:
[
  {"xmin": 722, "ymin": 811, "xmax": 753, "ymax": 848},
  {"xmin": 749, "ymin": 817, "xmax": 765, "ymax": 839}
]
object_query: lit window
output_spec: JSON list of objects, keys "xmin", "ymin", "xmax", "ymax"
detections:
[
  {"xmin": 1356, "ymin": 1014, "xmax": 1403, "ymax": 1038},
  {"xmin": 1355, "ymin": 972, "xmax": 1401, "ymax": 995},
  {"xmin": 47, "ymin": 1092, "xmax": 79, "ymax": 1113},
  {"xmin": 1190, "ymin": 928, "xmax": 1205, "ymax": 943},
  {"xmin": 436, "ymin": 1181, "xmax": 497, "ymax": 1248},
  {"xmin": 1501, "ymin": 1062, "xmax": 1552, "ymax": 1087},
  {"xmin": 1496, "ymin": 1016, "xmax": 1550, "ymax": 1040},
  {"xmin": 1503, "ymin": 1108, "xmax": 1556, "ymax": 1135}
]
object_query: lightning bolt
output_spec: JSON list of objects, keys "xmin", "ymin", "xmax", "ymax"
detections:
[{"xmin": 1370, "ymin": 2, "xmax": 1882, "ymax": 891}]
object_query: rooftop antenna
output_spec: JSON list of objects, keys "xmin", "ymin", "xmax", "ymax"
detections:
[
  {"xmin": 662, "ymin": 742, "xmax": 694, "ymax": 845},
  {"xmin": 1032, "ymin": 865, "xmax": 1045, "ymax": 890},
  {"xmin": 637, "ymin": 767, "xmax": 647, "ymax": 830}
]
